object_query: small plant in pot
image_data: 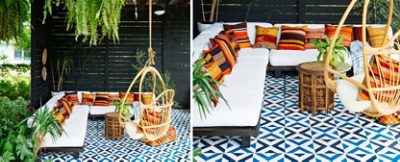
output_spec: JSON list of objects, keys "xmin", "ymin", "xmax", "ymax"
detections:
[{"xmin": 312, "ymin": 35, "xmax": 349, "ymax": 67}]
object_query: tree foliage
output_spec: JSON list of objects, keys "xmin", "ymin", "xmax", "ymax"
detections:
[{"xmin": 0, "ymin": 0, "xmax": 30, "ymax": 44}]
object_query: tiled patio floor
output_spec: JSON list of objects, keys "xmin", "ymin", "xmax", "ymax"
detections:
[
  {"xmin": 41, "ymin": 109, "xmax": 190, "ymax": 161},
  {"xmin": 193, "ymin": 73, "xmax": 400, "ymax": 161}
]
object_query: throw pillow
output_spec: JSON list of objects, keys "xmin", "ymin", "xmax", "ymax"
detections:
[
  {"xmin": 325, "ymin": 25, "xmax": 353, "ymax": 47},
  {"xmin": 223, "ymin": 22, "xmax": 252, "ymax": 48},
  {"xmin": 81, "ymin": 93, "xmax": 94, "ymax": 106},
  {"xmin": 358, "ymin": 56, "xmax": 400, "ymax": 101},
  {"xmin": 65, "ymin": 91, "xmax": 80, "ymax": 106},
  {"xmin": 220, "ymin": 30, "xmax": 240, "ymax": 52},
  {"xmin": 215, "ymin": 32, "xmax": 239, "ymax": 57},
  {"xmin": 119, "ymin": 92, "xmax": 134, "ymax": 105},
  {"xmin": 202, "ymin": 43, "xmax": 231, "ymax": 75},
  {"xmin": 213, "ymin": 38, "xmax": 237, "ymax": 67},
  {"xmin": 277, "ymin": 25, "xmax": 308, "ymax": 50},
  {"xmin": 367, "ymin": 26, "xmax": 389, "ymax": 47},
  {"xmin": 204, "ymin": 61, "xmax": 224, "ymax": 82},
  {"xmin": 94, "ymin": 92, "xmax": 110, "ymax": 106},
  {"xmin": 353, "ymin": 26, "xmax": 365, "ymax": 41},
  {"xmin": 253, "ymin": 25, "xmax": 278, "ymax": 49},
  {"xmin": 109, "ymin": 92, "xmax": 120, "ymax": 105},
  {"xmin": 305, "ymin": 27, "xmax": 325, "ymax": 49}
]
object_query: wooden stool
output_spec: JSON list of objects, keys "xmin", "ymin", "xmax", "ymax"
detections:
[
  {"xmin": 296, "ymin": 61, "xmax": 334, "ymax": 114},
  {"xmin": 105, "ymin": 112, "xmax": 124, "ymax": 140}
]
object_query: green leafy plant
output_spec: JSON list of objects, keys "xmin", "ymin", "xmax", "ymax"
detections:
[
  {"xmin": 114, "ymin": 99, "xmax": 133, "ymax": 119},
  {"xmin": 311, "ymin": 35, "xmax": 349, "ymax": 67},
  {"xmin": 355, "ymin": 0, "xmax": 400, "ymax": 30},
  {"xmin": 193, "ymin": 55, "xmax": 229, "ymax": 120},
  {"xmin": 192, "ymin": 147, "xmax": 202, "ymax": 162},
  {"xmin": 0, "ymin": 0, "xmax": 30, "ymax": 43},
  {"xmin": 43, "ymin": 0, "xmax": 125, "ymax": 45},
  {"xmin": 0, "ymin": 97, "xmax": 31, "ymax": 135}
]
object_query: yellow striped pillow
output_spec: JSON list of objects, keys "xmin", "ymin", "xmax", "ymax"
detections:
[{"xmin": 367, "ymin": 26, "xmax": 389, "ymax": 47}]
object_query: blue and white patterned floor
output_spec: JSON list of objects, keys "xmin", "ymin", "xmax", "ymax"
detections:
[
  {"xmin": 41, "ymin": 109, "xmax": 190, "ymax": 161},
  {"xmin": 193, "ymin": 73, "xmax": 400, "ymax": 162}
]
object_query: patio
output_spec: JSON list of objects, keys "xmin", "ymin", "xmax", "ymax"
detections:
[{"xmin": 193, "ymin": 73, "xmax": 400, "ymax": 161}]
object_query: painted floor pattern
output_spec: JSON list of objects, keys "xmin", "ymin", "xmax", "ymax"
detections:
[
  {"xmin": 41, "ymin": 109, "xmax": 190, "ymax": 162},
  {"xmin": 193, "ymin": 73, "xmax": 400, "ymax": 162}
]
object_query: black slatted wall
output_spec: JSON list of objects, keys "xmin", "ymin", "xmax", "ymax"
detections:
[
  {"xmin": 32, "ymin": 5, "xmax": 190, "ymax": 108},
  {"xmin": 193, "ymin": 0, "xmax": 364, "ymax": 36}
]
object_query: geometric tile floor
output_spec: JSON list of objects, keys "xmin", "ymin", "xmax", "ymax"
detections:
[
  {"xmin": 41, "ymin": 109, "xmax": 190, "ymax": 161},
  {"xmin": 193, "ymin": 73, "xmax": 400, "ymax": 161}
]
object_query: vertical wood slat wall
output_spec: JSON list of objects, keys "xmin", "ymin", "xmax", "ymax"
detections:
[
  {"xmin": 193, "ymin": 0, "xmax": 364, "ymax": 36},
  {"xmin": 32, "ymin": 5, "xmax": 190, "ymax": 109}
]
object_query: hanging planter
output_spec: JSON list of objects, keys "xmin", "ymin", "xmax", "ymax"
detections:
[{"xmin": 43, "ymin": 0, "xmax": 125, "ymax": 45}]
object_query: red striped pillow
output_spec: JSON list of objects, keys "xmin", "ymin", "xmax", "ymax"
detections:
[
  {"xmin": 223, "ymin": 22, "xmax": 252, "ymax": 48},
  {"xmin": 254, "ymin": 25, "xmax": 278, "ymax": 49},
  {"xmin": 277, "ymin": 25, "xmax": 308, "ymax": 50},
  {"xmin": 305, "ymin": 27, "xmax": 325, "ymax": 49},
  {"xmin": 94, "ymin": 92, "xmax": 110, "ymax": 106},
  {"xmin": 325, "ymin": 25, "xmax": 353, "ymax": 47},
  {"xmin": 202, "ymin": 43, "xmax": 231, "ymax": 75}
]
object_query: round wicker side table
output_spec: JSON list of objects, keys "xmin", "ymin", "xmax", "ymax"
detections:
[
  {"xmin": 105, "ymin": 112, "xmax": 124, "ymax": 140},
  {"xmin": 296, "ymin": 61, "xmax": 334, "ymax": 114}
]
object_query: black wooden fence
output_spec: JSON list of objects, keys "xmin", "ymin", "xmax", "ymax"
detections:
[
  {"xmin": 193, "ymin": 0, "xmax": 366, "ymax": 36},
  {"xmin": 32, "ymin": 3, "xmax": 190, "ymax": 109}
]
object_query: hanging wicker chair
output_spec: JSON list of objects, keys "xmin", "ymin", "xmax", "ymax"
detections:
[
  {"xmin": 324, "ymin": 0, "xmax": 400, "ymax": 117},
  {"xmin": 118, "ymin": 0, "xmax": 175, "ymax": 142}
]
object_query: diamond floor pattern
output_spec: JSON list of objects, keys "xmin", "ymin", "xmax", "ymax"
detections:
[
  {"xmin": 193, "ymin": 73, "xmax": 400, "ymax": 161},
  {"xmin": 41, "ymin": 109, "xmax": 190, "ymax": 161}
]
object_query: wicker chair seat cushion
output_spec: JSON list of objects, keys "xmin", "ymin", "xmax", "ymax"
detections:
[{"xmin": 336, "ymin": 74, "xmax": 371, "ymax": 112}]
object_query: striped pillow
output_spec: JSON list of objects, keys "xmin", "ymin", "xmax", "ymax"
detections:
[
  {"xmin": 223, "ymin": 22, "xmax": 252, "ymax": 48},
  {"xmin": 215, "ymin": 32, "xmax": 239, "ymax": 57},
  {"xmin": 94, "ymin": 92, "xmax": 110, "ymax": 106},
  {"xmin": 220, "ymin": 30, "xmax": 240, "ymax": 52},
  {"xmin": 213, "ymin": 38, "xmax": 237, "ymax": 67},
  {"xmin": 353, "ymin": 26, "xmax": 366, "ymax": 41},
  {"xmin": 325, "ymin": 25, "xmax": 353, "ymax": 47},
  {"xmin": 202, "ymin": 43, "xmax": 231, "ymax": 75},
  {"xmin": 204, "ymin": 61, "xmax": 224, "ymax": 82},
  {"xmin": 119, "ymin": 92, "xmax": 134, "ymax": 104},
  {"xmin": 367, "ymin": 26, "xmax": 389, "ymax": 47},
  {"xmin": 81, "ymin": 93, "xmax": 94, "ymax": 106},
  {"xmin": 358, "ymin": 56, "xmax": 400, "ymax": 101},
  {"xmin": 254, "ymin": 25, "xmax": 278, "ymax": 49},
  {"xmin": 65, "ymin": 91, "xmax": 80, "ymax": 106},
  {"xmin": 277, "ymin": 25, "xmax": 308, "ymax": 50},
  {"xmin": 109, "ymin": 92, "xmax": 120, "ymax": 105},
  {"xmin": 305, "ymin": 27, "xmax": 325, "ymax": 49}
]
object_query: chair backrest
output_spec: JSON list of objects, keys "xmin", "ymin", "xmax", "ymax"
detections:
[{"xmin": 324, "ymin": 0, "xmax": 400, "ymax": 115}]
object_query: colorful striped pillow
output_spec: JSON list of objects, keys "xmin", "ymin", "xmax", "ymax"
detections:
[
  {"xmin": 119, "ymin": 92, "xmax": 134, "ymax": 104},
  {"xmin": 254, "ymin": 25, "xmax": 278, "ymax": 49},
  {"xmin": 54, "ymin": 97, "xmax": 73, "ymax": 124},
  {"xmin": 215, "ymin": 32, "xmax": 239, "ymax": 57},
  {"xmin": 353, "ymin": 26, "xmax": 365, "ymax": 41},
  {"xmin": 220, "ymin": 30, "xmax": 240, "ymax": 52},
  {"xmin": 204, "ymin": 61, "xmax": 224, "ymax": 82},
  {"xmin": 65, "ymin": 91, "xmax": 80, "ymax": 106},
  {"xmin": 94, "ymin": 92, "xmax": 110, "ymax": 106},
  {"xmin": 202, "ymin": 43, "xmax": 231, "ymax": 75},
  {"xmin": 325, "ymin": 25, "xmax": 353, "ymax": 47},
  {"xmin": 223, "ymin": 22, "xmax": 252, "ymax": 48},
  {"xmin": 277, "ymin": 25, "xmax": 308, "ymax": 50},
  {"xmin": 81, "ymin": 93, "xmax": 94, "ymax": 106},
  {"xmin": 213, "ymin": 38, "xmax": 237, "ymax": 67},
  {"xmin": 109, "ymin": 92, "xmax": 120, "ymax": 105},
  {"xmin": 367, "ymin": 26, "xmax": 389, "ymax": 47},
  {"xmin": 358, "ymin": 56, "xmax": 400, "ymax": 101},
  {"xmin": 305, "ymin": 27, "xmax": 325, "ymax": 49}
]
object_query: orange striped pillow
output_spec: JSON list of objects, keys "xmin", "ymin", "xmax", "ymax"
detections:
[
  {"xmin": 223, "ymin": 22, "xmax": 252, "ymax": 48},
  {"xmin": 202, "ymin": 43, "xmax": 231, "ymax": 75},
  {"xmin": 358, "ymin": 56, "xmax": 400, "ymax": 101},
  {"xmin": 305, "ymin": 27, "xmax": 325, "ymax": 49},
  {"xmin": 254, "ymin": 25, "xmax": 278, "ymax": 49},
  {"xmin": 204, "ymin": 61, "xmax": 224, "ymax": 82},
  {"xmin": 367, "ymin": 26, "xmax": 389, "ymax": 47},
  {"xmin": 213, "ymin": 38, "xmax": 236, "ymax": 68},
  {"xmin": 277, "ymin": 25, "xmax": 308, "ymax": 50},
  {"xmin": 325, "ymin": 25, "xmax": 353, "ymax": 47}
]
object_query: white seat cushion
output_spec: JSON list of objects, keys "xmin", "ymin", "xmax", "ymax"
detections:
[
  {"xmin": 336, "ymin": 74, "xmax": 371, "ymax": 112},
  {"xmin": 42, "ymin": 105, "xmax": 89, "ymax": 148},
  {"xmin": 193, "ymin": 50, "xmax": 269, "ymax": 127},
  {"xmin": 89, "ymin": 105, "xmax": 117, "ymax": 116},
  {"xmin": 237, "ymin": 48, "xmax": 269, "ymax": 60},
  {"xmin": 269, "ymin": 49, "xmax": 353, "ymax": 67}
]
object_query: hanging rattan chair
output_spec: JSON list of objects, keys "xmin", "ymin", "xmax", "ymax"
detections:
[
  {"xmin": 324, "ymin": 0, "xmax": 400, "ymax": 117},
  {"xmin": 118, "ymin": 0, "xmax": 175, "ymax": 142}
]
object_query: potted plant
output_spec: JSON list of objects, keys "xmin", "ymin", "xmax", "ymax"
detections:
[
  {"xmin": 197, "ymin": 0, "xmax": 219, "ymax": 32},
  {"xmin": 51, "ymin": 53, "xmax": 73, "ymax": 93},
  {"xmin": 312, "ymin": 35, "xmax": 349, "ymax": 67},
  {"xmin": 192, "ymin": 55, "xmax": 229, "ymax": 120}
]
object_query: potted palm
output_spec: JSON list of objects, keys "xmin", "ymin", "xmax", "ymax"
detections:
[
  {"xmin": 192, "ymin": 55, "xmax": 229, "ymax": 120},
  {"xmin": 312, "ymin": 35, "xmax": 349, "ymax": 67},
  {"xmin": 197, "ymin": 0, "xmax": 219, "ymax": 32}
]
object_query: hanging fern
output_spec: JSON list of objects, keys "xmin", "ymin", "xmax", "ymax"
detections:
[
  {"xmin": 0, "ymin": 0, "xmax": 30, "ymax": 43},
  {"xmin": 43, "ymin": 0, "xmax": 125, "ymax": 45}
]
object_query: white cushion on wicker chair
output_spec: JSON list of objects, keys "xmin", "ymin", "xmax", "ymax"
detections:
[{"xmin": 336, "ymin": 74, "xmax": 371, "ymax": 112}]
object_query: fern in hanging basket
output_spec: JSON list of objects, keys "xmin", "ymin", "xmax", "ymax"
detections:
[{"xmin": 43, "ymin": 0, "xmax": 125, "ymax": 45}]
